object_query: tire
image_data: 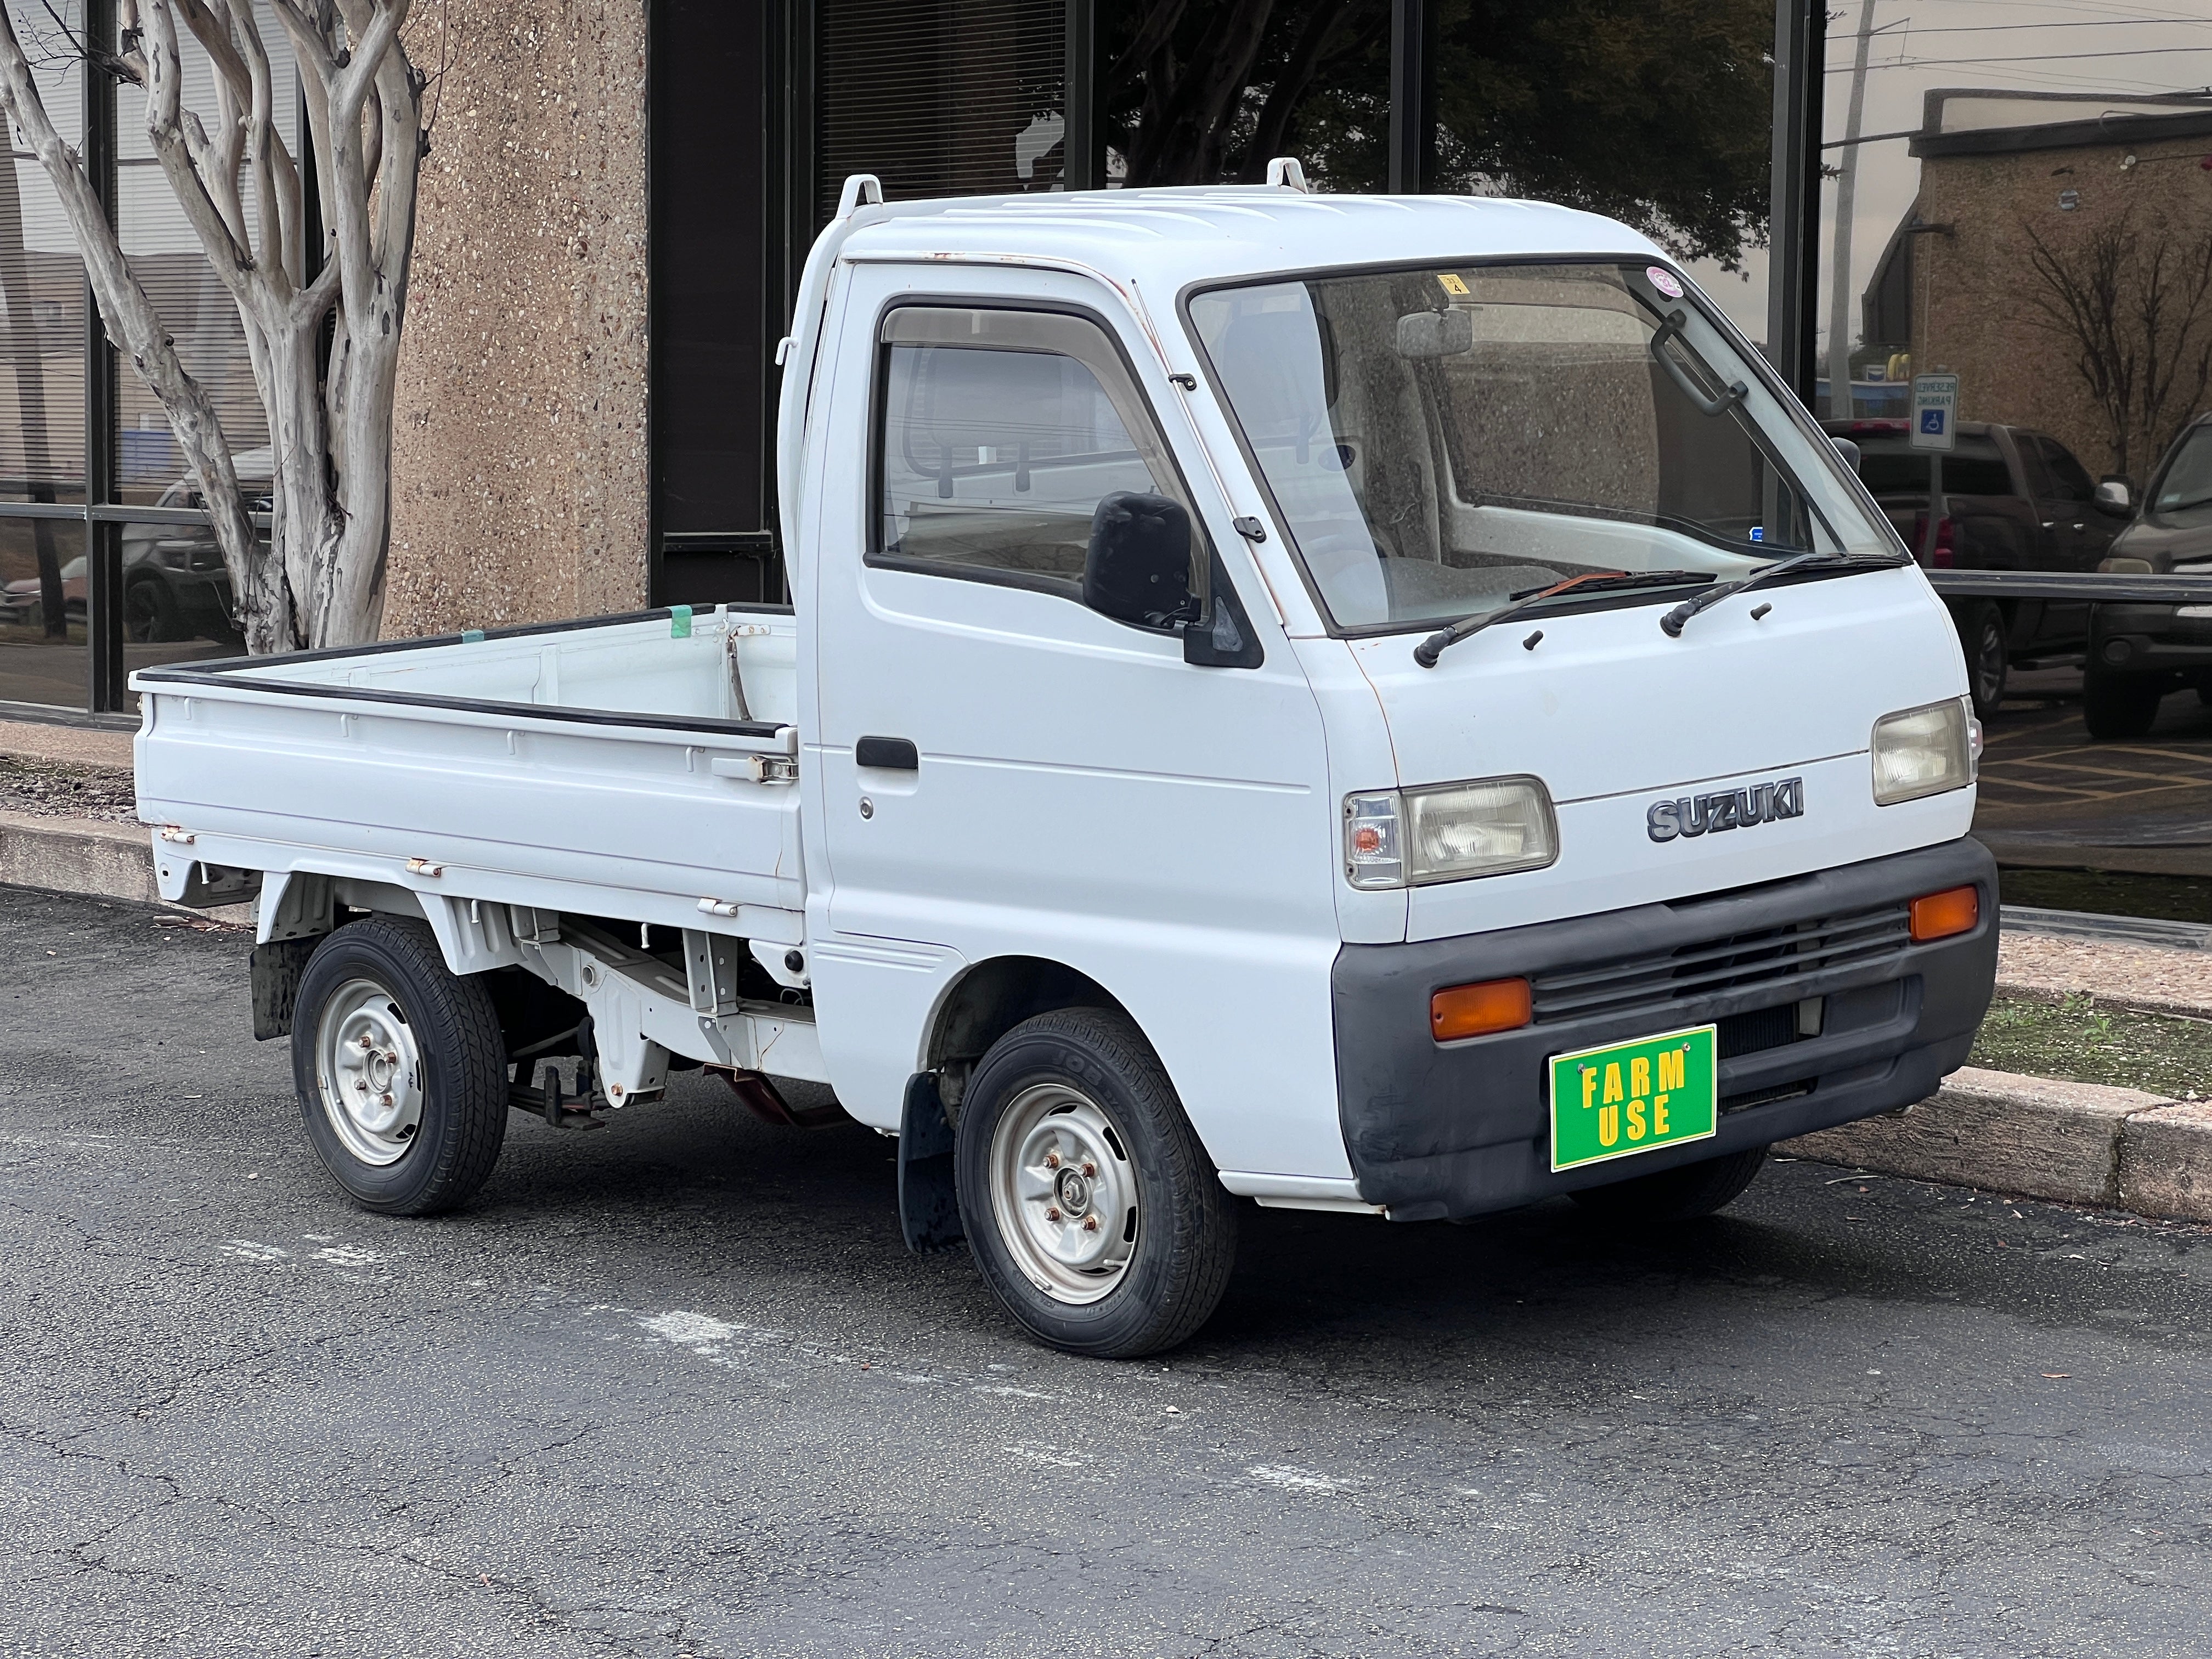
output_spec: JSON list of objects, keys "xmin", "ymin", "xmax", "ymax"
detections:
[
  {"xmin": 291, "ymin": 916, "xmax": 509, "ymax": 1216},
  {"xmin": 123, "ymin": 578, "xmax": 178, "ymax": 643},
  {"xmin": 1570, "ymin": 1146, "xmax": 1768, "ymax": 1224},
  {"xmin": 2082, "ymin": 669, "xmax": 2163, "ymax": 740},
  {"xmin": 956, "ymin": 1007, "xmax": 1238, "ymax": 1358},
  {"xmin": 1958, "ymin": 602, "xmax": 2008, "ymax": 719}
]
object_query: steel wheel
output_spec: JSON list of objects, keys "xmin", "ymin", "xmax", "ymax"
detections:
[
  {"xmin": 1967, "ymin": 607, "xmax": 2007, "ymax": 717},
  {"xmin": 313, "ymin": 977, "xmax": 426, "ymax": 1166},
  {"xmin": 988, "ymin": 1081, "xmax": 1139, "ymax": 1304}
]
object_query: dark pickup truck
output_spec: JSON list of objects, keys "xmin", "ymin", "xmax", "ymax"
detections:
[
  {"xmin": 2082, "ymin": 414, "xmax": 2212, "ymax": 737},
  {"xmin": 1823, "ymin": 418, "xmax": 2131, "ymax": 718}
]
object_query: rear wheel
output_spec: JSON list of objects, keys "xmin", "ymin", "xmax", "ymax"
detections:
[
  {"xmin": 956, "ymin": 1007, "xmax": 1237, "ymax": 1358},
  {"xmin": 123, "ymin": 578, "xmax": 178, "ymax": 642},
  {"xmin": 2082, "ymin": 669, "xmax": 2163, "ymax": 740},
  {"xmin": 1570, "ymin": 1147, "xmax": 1768, "ymax": 1224},
  {"xmin": 291, "ymin": 916, "xmax": 509, "ymax": 1215},
  {"xmin": 1958, "ymin": 602, "xmax": 2008, "ymax": 719}
]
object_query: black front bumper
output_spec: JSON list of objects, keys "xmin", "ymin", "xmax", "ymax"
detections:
[
  {"xmin": 2090, "ymin": 604, "xmax": 2212, "ymax": 676},
  {"xmin": 1333, "ymin": 838, "xmax": 1998, "ymax": 1222}
]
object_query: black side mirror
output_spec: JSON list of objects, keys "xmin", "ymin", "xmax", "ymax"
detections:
[{"xmin": 1085, "ymin": 491, "xmax": 1197, "ymax": 628}]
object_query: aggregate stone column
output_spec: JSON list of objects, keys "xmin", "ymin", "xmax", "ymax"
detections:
[{"xmin": 382, "ymin": 0, "xmax": 650, "ymax": 637}]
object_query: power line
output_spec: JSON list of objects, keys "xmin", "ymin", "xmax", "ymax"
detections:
[
  {"xmin": 1837, "ymin": 17, "xmax": 2212, "ymax": 35},
  {"xmin": 1830, "ymin": 44, "xmax": 2212, "ymax": 71}
]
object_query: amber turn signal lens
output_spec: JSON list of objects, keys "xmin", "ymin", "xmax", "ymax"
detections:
[
  {"xmin": 1430, "ymin": 977, "xmax": 1533, "ymax": 1041},
  {"xmin": 1909, "ymin": 884, "xmax": 1979, "ymax": 943}
]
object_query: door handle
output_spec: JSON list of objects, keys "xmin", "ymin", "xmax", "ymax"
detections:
[
  {"xmin": 855, "ymin": 735, "xmax": 918, "ymax": 770},
  {"xmin": 2072, "ymin": 522, "xmax": 2086, "ymax": 532}
]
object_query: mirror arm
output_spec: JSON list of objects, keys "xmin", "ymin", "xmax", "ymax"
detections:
[{"xmin": 1649, "ymin": 311, "xmax": 1748, "ymax": 419}]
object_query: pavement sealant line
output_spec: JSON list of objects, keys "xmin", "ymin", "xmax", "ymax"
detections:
[{"xmin": 4, "ymin": 797, "xmax": 2212, "ymax": 1229}]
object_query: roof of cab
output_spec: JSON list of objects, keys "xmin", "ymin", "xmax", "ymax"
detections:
[{"xmin": 831, "ymin": 184, "xmax": 1667, "ymax": 294}]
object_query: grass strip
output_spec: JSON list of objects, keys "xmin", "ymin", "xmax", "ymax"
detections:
[{"xmin": 1968, "ymin": 992, "xmax": 2212, "ymax": 1101}]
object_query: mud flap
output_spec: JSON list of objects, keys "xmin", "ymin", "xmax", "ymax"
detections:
[
  {"xmin": 898, "ymin": 1071, "xmax": 963, "ymax": 1254},
  {"xmin": 249, "ymin": 938, "xmax": 319, "ymax": 1040}
]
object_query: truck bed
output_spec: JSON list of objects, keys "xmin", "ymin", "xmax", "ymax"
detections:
[{"xmin": 132, "ymin": 606, "xmax": 806, "ymax": 941}]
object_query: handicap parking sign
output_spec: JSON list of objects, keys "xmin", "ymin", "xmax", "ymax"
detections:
[{"xmin": 1911, "ymin": 374, "xmax": 1959, "ymax": 452}]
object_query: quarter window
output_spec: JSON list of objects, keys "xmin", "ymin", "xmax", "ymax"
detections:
[{"xmin": 873, "ymin": 307, "xmax": 1201, "ymax": 594}]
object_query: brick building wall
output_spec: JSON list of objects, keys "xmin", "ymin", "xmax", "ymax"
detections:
[{"xmin": 1913, "ymin": 135, "xmax": 2212, "ymax": 484}]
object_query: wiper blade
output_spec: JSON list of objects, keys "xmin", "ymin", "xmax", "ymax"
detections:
[
  {"xmin": 1414, "ymin": 570, "xmax": 1712, "ymax": 668},
  {"xmin": 1659, "ymin": 550, "xmax": 1901, "ymax": 638}
]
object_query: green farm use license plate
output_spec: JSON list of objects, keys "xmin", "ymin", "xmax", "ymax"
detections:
[{"xmin": 1549, "ymin": 1024, "xmax": 1719, "ymax": 1173}]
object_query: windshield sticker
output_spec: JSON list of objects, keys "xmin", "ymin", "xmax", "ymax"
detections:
[
  {"xmin": 1437, "ymin": 273, "xmax": 1470, "ymax": 296},
  {"xmin": 1646, "ymin": 266, "xmax": 1684, "ymax": 300}
]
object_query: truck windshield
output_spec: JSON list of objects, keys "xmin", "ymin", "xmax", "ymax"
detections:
[
  {"xmin": 2154, "ymin": 425, "xmax": 2212, "ymax": 515},
  {"xmin": 1188, "ymin": 261, "xmax": 1895, "ymax": 631}
]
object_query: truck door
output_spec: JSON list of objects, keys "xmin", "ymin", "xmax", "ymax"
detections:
[
  {"xmin": 2007, "ymin": 430, "xmax": 2104, "ymax": 652},
  {"xmin": 803, "ymin": 272, "xmax": 1334, "ymax": 1087}
]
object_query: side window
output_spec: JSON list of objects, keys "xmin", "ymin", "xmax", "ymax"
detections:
[
  {"xmin": 873, "ymin": 306, "xmax": 1201, "ymax": 593},
  {"xmin": 2029, "ymin": 434, "xmax": 2094, "ymax": 501}
]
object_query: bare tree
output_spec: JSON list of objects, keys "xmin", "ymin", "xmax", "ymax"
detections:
[
  {"xmin": 2023, "ymin": 206, "xmax": 2212, "ymax": 483},
  {"xmin": 0, "ymin": 0, "xmax": 428, "ymax": 653}
]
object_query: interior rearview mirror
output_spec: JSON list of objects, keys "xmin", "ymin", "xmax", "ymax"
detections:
[
  {"xmin": 1394, "ymin": 309, "xmax": 1474, "ymax": 359},
  {"xmin": 2094, "ymin": 478, "xmax": 2132, "ymax": 515},
  {"xmin": 1085, "ymin": 492, "xmax": 1197, "ymax": 629},
  {"xmin": 1831, "ymin": 436, "xmax": 1862, "ymax": 475}
]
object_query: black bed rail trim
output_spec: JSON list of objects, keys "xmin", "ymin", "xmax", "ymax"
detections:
[{"xmin": 134, "ymin": 670, "xmax": 789, "ymax": 740}]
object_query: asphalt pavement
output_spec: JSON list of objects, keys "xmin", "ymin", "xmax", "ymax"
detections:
[{"xmin": 4, "ymin": 885, "xmax": 2210, "ymax": 1658}]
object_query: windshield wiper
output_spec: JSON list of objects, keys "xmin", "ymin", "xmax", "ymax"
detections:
[
  {"xmin": 1658, "ymin": 550, "xmax": 1900, "ymax": 637},
  {"xmin": 1414, "ymin": 570, "xmax": 1712, "ymax": 668}
]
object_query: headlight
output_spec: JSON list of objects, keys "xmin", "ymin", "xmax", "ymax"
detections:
[
  {"xmin": 1872, "ymin": 697, "xmax": 1978, "ymax": 805},
  {"xmin": 1344, "ymin": 776, "xmax": 1558, "ymax": 888}
]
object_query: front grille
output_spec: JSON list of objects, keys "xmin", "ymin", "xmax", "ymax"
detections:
[
  {"xmin": 1529, "ymin": 900, "xmax": 1911, "ymax": 1027},
  {"xmin": 1718, "ymin": 1003, "xmax": 1796, "ymax": 1059}
]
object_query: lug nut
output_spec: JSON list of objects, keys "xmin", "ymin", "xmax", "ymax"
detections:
[
  {"xmin": 1045, "ymin": 1151, "xmax": 1061, "ymax": 1169},
  {"xmin": 1082, "ymin": 1215, "xmax": 1099, "ymax": 1232},
  {"xmin": 380, "ymin": 1093, "xmax": 394, "ymax": 1107},
  {"xmin": 1046, "ymin": 1206, "xmax": 1062, "ymax": 1222},
  {"xmin": 1082, "ymin": 1161, "xmax": 1097, "ymax": 1177}
]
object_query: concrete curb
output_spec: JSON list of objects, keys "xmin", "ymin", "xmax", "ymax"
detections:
[
  {"xmin": 1779, "ymin": 1065, "xmax": 2212, "ymax": 1225},
  {"xmin": 0, "ymin": 809, "xmax": 252, "ymax": 926}
]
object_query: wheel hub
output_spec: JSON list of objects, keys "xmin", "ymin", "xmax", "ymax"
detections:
[
  {"xmin": 315, "ymin": 978, "xmax": 425, "ymax": 1166},
  {"xmin": 989, "ymin": 1083, "xmax": 1139, "ymax": 1304}
]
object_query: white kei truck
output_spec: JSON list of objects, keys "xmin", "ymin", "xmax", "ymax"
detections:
[{"xmin": 133, "ymin": 168, "xmax": 1999, "ymax": 1358}]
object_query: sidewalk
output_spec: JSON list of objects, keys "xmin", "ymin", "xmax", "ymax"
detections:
[{"xmin": 3, "ymin": 716, "xmax": 2210, "ymax": 1225}]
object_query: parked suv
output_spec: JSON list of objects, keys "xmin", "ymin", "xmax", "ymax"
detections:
[
  {"xmin": 1822, "ymin": 418, "xmax": 2129, "ymax": 717},
  {"xmin": 2087, "ymin": 415, "xmax": 2212, "ymax": 737}
]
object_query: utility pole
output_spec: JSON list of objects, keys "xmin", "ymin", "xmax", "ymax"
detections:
[
  {"xmin": 1389, "ymin": 0, "xmax": 1434, "ymax": 193},
  {"xmin": 1766, "ymin": 0, "xmax": 1825, "ymax": 402},
  {"xmin": 1825, "ymin": 0, "xmax": 1879, "ymax": 421}
]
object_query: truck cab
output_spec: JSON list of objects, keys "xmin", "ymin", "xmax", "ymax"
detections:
[{"xmin": 134, "ymin": 173, "xmax": 1999, "ymax": 1358}]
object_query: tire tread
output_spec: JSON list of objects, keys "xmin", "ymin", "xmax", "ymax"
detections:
[{"xmin": 292, "ymin": 916, "xmax": 508, "ymax": 1216}]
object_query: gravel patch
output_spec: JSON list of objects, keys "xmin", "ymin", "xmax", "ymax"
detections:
[{"xmin": 0, "ymin": 754, "xmax": 138, "ymax": 823}]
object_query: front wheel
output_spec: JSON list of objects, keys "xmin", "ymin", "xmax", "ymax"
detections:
[
  {"xmin": 291, "ymin": 916, "xmax": 509, "ymax": 1215},
  {"xmin": 2082, "ymin": 669, "xmax": 2163, "ymax": 740},
  {"xmin": 1958, "ymin": 602, "xmax": 2009, "ymax": 719},
  {"xmin": 956, "ymin": 1007, "xmax": 1238, "ymax": 1358},
  {"xmin": 1570, "ymin": 1146, "xmax": 1768, "ymax": 1224}
]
